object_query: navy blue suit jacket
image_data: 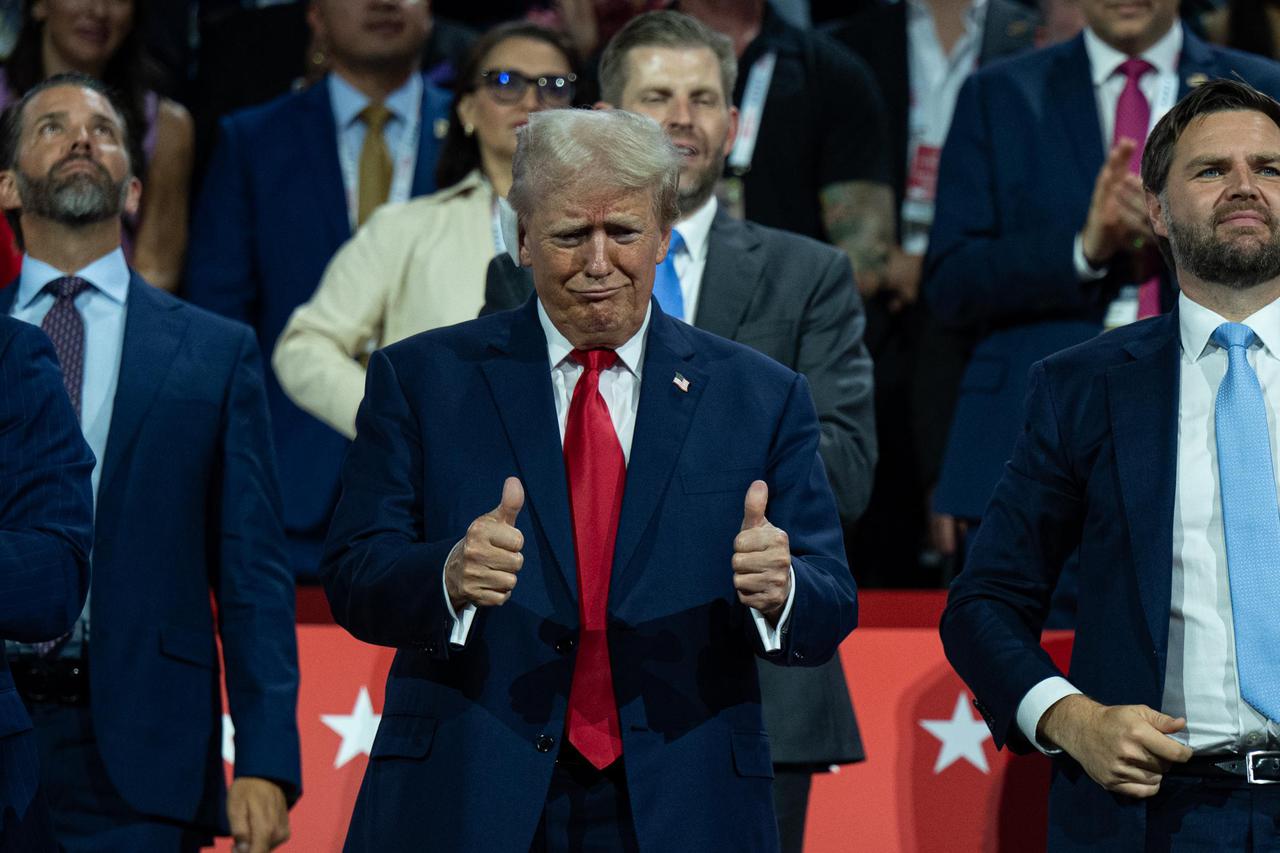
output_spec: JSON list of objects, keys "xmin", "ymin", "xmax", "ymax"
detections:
[
  {"xmin": 0, "ymin": 277, "xmax": 301, "ymax": 830},
  {"xmin": 924, "ymin": 31, "xmax": 1280, "ymax": 518},
  {"xmin": 186, "ymin": 74, "xmax": 451, "ymax": 576},
  {"xmin": 322, "ymin": 299, "xmax": 857, "ymax": 852},
  {"xmin": 941, "ymin": 310, "xmax": 1187, "ymax": 850},
  {"xmin": 0, "ymin": 316, "xmax": 93, "ymax": 830}
]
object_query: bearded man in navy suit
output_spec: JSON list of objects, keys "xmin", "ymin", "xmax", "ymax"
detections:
[{"xmin": 323, "ymin": 107, "xmax": 857, "ymax": 852}]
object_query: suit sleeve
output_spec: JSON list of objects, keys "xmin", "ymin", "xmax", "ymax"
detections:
[
  {"xmin": 923, "ymin": 74, "xmax": 1110, "ymax": 330},
  {"xmin": 214, "ymin": 327, "xmax": 301, "ymax": 799},
  {"xmin": 0, "ymin": 323, "xmax": 93, "ymax": 642},
  {"xmin": 186, "ymin": 117, "xmax": 259, "ymax": 325},
  {"xmin": 321, "ymin": 349, "xmax": 459, "ymax": 654},
  {"xmin": 760, "ymin": 373, "xmax": 859, "ymax": 666},
  {"xmin": 274, "ymin": 206, "xmax": 401, "ymax": 439},
  {"xmin": 799, "ymin": 249, "xmax": 877, "ymax": 524},
  {"xmin": 939, "ymin": 361, "xmax": 1083, "ymax": 751}
]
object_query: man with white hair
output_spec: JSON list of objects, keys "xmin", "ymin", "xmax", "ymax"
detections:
[{"xmin": 322, "ymin": 107, "xmax": 857, "ymax": 852}]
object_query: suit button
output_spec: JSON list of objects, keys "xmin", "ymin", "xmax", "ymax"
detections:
[
  {"xmin": 536, "ymin": 735, "xmax": 556, "ymax": 753},
  {"xmin": 555, "ymin": 637, "xmax": 576, "ymax": 654},
  {"xmin": 792, "ymin": 650, "xmax": 805, "ymax": 662},
  {"xmin": 425, "ymin": 641, "xmax": 438, "ymax": 654}
]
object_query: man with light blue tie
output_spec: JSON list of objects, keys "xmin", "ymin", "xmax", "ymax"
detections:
[
  {"xmin": 942, "ymin": 79, "xmax": 1280, "ymax": 850},
  {"xmin": 2, "ymin": 74, "xmax": 300, "ymax": 852}
]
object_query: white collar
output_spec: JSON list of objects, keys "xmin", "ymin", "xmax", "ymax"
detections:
[
  {"xmin": 537, "ymin": 299, "xmax": 651, "ymax": 379},
  {"xmin": 675, "ymin": 195, "xmax": 718, "ymax": 264},
  {"xmin": 1179, "ymin": 290, "xmax": 1280, "ymax": 362},
  {"xmin": 1084, "ymin": 20, "xmax": 1182, "ymax": 87}
]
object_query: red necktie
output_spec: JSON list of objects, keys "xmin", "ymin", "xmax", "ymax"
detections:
[
  {"xmin": 563, "ymin": 348, "xmax": 626, "ymax": 769},
  {"xmin": 1113, "ymin": 57, "xmax": 1161, "ymax": 319}
]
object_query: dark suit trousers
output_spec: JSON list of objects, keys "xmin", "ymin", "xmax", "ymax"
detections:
[
  {"xmin": 1145, "ymin": 775, "xmax": 1280, "ymax": 851},
  {"xmin": 772, "ymin": 768, "xmax": 813, "ymax": 853},
  {"xmin": 529, "ymin": 747, "xmax": 639, "ymax": 853},
  {"xmin": 28, "ymin": 703, "xmax": 211, "ymax": 853}
]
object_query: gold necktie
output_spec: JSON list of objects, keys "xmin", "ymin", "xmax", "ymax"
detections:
[{"xmin": 357, "ymin": 102, "xmax": 393, "ymax": 226}]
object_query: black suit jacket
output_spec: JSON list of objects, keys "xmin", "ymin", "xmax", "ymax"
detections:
[{"xmin": 483, "ymin": 210, "xmax": 874, "ymax": 763}]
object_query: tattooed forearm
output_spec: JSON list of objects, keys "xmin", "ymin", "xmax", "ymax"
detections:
[{"xmin": 820, "ymin": 180, "xmax": 895, "ymax": 294}]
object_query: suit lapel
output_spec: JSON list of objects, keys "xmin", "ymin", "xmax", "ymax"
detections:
[
  {"xmin": 979, "ymin": 0, "xmax": 1036, "ymax": 64},
  {"xmin": 1176, "ymin": 30, "xmax": 1218, "ymax": 98},
  {"xmin": 479, "ymin": 299, "xmax": 579, "ymax": 598},
  {"xmin": 692, "ymin": 212, "xmax": 764, "ymax": 339},
  {"xmin": 1050, "ymin": 37, "xmax": 1106, "ymax": 187},
  {"xmin": 610, "ymin": 305, "xmax": 708, "ymax": 603},
  {"xmin": 297, "ymin": 80, "xmax": 351, "ymax": 245},
  {"xmin": 411, "ymin": 76, "xmax": 445, "ymax": 197},
  {"xmin": 98, "ymin": 275, "xmax": 190, "ymax": 496},
  {"xmin": 1107, "ymin": 313, "xmax": 1180, "ymax": 662}
]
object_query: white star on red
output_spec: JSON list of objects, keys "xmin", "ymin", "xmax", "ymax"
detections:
[{"xmin": 920, "ymin": 692, "xmax": 992, "ymax": 774}]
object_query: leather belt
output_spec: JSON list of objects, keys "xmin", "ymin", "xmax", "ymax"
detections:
[
  {"xmin": 1169, "ymin": 750, "xmax": 1280, "ymax": 785},
  {"xmin": 10, "ymin": 656, "xmax": 89, "ymax": 706}
]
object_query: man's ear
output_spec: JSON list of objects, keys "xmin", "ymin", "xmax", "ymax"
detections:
[
  {"xmin": 1146, "ymin": 189, "xmax": 1168, "ymax": 239},
  {"xmin": 518, "ymin": 221, "xmax": 532, "ymax": 267},
  {"xmin": 0, "ymin": 170, "xmax": 20, "ymax": 212},
  {"xmin": 723, "ymin": 105, "xmax": 739, "ymax": 157},
  {"xmin": 122, "ymin": 176, "xmax": 142, "ymax": 219}
]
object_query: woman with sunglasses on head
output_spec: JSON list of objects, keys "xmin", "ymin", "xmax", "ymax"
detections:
[
  {"xmin": 2, "ymin": 0, "xmax": 192, "ymax": 292},
  {"xmin": 272, "ymin": 21, "xmax": 578, "ymax": 441}
]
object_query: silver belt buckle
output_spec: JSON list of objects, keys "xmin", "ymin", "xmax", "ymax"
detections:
[{"xmin": 1245, "ymin": 750, "xmax": 1280, "ymax": 784}]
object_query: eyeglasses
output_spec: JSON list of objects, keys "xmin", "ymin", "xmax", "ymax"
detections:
[{"xmin": 480, "ymin": 69, "xmax": 577, "ymax": 106}]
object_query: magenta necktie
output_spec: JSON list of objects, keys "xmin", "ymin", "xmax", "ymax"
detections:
[
  {"xmin": 1113, "ymin": 58, "xmax": 1162, "ymax": 319},
  {"xmin": 563, "ymin": 348, "xmax": 626, "ymax": 769},
  {"xmin": 39, "ymin": 276, "xmax": 91, "ymax": 419}
]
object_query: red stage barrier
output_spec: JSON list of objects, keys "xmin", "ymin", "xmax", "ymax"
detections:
[{"xmin": 213, "ymin": 591, "xmax": 1068, "ymax": 852}]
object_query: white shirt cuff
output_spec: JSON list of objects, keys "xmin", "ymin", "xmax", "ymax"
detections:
[
  {"xmin": 750, "ymin": 565, "xmax": 797, "ymax": 652},
  {"xmin": 1073, "ymin": 233, "xmax": 1109, "ymax": 281},
  {"xmin": 1016, "ymin": 676, "xmax": 1082, "ymax": 755},
  {"xmin": 441, "ymin": 540, "xmax": 476, "ymax": 647}
]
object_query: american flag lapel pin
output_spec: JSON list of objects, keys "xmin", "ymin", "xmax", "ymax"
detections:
[{"xmin": 673, "ymin": 372, "xmax": 690, "ymax": 393}]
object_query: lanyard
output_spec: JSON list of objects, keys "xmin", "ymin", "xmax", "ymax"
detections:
[
  {"xmin": 727, "ymin": 51, "xmax": 776, "ymax": 175},
  {"xmin": 337, "ymin": 83, "xmax": 423, "ymax": 232}
]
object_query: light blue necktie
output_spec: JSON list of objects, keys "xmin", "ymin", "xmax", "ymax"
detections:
[
  {"xmin": 1214, "ymin": 321, "xmax": 1280, "ymax": 723},
  {"xmin": 652, "ymin": 229, "xmax": 686, "ymax": 320}
]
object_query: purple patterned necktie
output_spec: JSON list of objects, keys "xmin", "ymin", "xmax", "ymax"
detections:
[{"xmin": 39, "ymin": 276, "xmax": 91, "ymax": 419}]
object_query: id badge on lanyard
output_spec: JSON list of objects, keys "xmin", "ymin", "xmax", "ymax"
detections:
[{"xmin": 717, "ymin": 51, "xmax": 776, "ymax": 221}]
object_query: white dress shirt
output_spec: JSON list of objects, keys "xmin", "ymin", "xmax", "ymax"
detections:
[
  {"xmin": 444, "ymin": 299, "xmax": 795, "ymax": 648},
  {"xmin": 900, "ymin": 0, "xmax": 988, "ymax": 255},
  {"xmin": 1073, "ymin": 22, "xmax": 1183, "ymax": 287},
  {"xmin": 1018, "ymin": 292, "xmax": 1280, "ymax": 754},
  {"xmin": 670, "ymin": 195, "xmax": 717, "ymax": 323}
]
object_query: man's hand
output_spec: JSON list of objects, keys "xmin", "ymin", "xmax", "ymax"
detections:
[
  {"xmin": 732, "ymin": 481, "xmax": 791, "ymax": 622},
  {"xmin": 227, "ymin": 777, "xmax": 289, "ymax": 853},
  {"xmin": 1037, "ymin": 694, "xmax": 1193, "ymax": 798},
  {"xmin": 882, "ymin": 247, "xmax": 923, "ymax": 313},
  {"xmin": 1080, "ymin": 140, "xmax": 1156, "ymax": 267},
  {"xmin": 444, "ymin": 477, "xmax": 525, "ymax": 611}
]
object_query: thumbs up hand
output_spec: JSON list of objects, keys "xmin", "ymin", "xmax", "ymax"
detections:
[
  {"xmin": 732, "ymin": 480, "xmax": 791, "ymax": 622},
  {"xmin": 444, "ymin": 477, "xmax": 526, "ymax": 610}
]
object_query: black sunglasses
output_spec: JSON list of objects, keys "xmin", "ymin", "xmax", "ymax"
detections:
[{"xmin": 480, "ymin": 69, "xmax": 577, "ymax": 106}]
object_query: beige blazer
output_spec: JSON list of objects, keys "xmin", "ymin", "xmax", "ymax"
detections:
[{"xmin": 273, "ymin": 170, "xmax": 496, "ymax": 438}]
